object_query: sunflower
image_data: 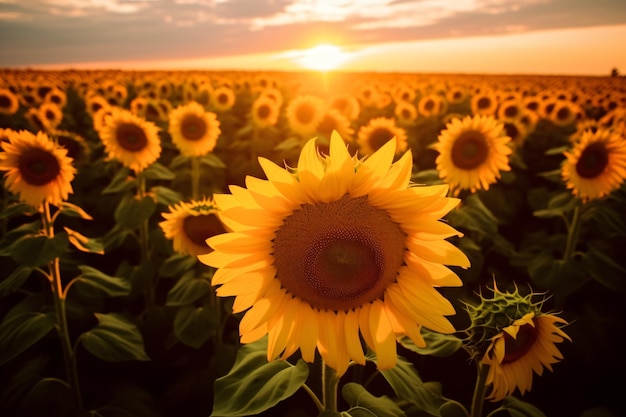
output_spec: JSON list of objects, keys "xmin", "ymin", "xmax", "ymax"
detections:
[
  {"xmin": 212, "ymin": 86, "xmax": 236, "ymax": 112},
  {"xmin": 496, "ymin": 98, "xmax": 523, "ymax": 122},
  {"xmin": 0, "ymin": 130, "xmax": 75, "ymax": 208},
  {"xmin": 418, "ymin": 93, "xmax": 447, "ymax": 118},
  {"xmin": 394, "ymin": 101, "xmax": 418, "ymax": 125},
  {"xmin": 0, "ymin": 88, "xmax": 20, "ymax": 115},
  {"xmin": 168, "ymin": 102, "xmax": 221, "ymax": 157},
  {"xmin": 99, "ymin": 108, "xmax": 161, "ymax": 173},
  {"xmin": 561, "ymin": 128, "xmax": 626, "ymax": 202},
  {"xmin": 130, "ymin": 96, "xmax": 148, "ymax": 117},
  {"xmin": 471, "ymin": 91, "xmax": 498, "ymax": 116},
  {"xmin": 160, "ymin": 197, "xmax": 227, "ymax": 257},
  {"xmin": 482, "ymin": 312, "xmax": 571, "ymax": 402},
  {"xmin": 251, "ymin": 95, "xmax": 281, "ymax": 129},
  {"xmin": 50, "ymin": 129, "xmax": 91, "ymax": 167},
  {"xmin": 357, "ymin": 117, "xmax": 408, "ymax": 157},
  {"xmin": 329, "ymin": 94, "xmax": 360, "ymax": 121},
  {"xmin": 44, "ymin": 87, "xmax": 67, "ymax": 108},
  {"xmin": 435, "ymin": 115, "xmax": 512, "ymax": 194},
  {"xmin": 316, "ymin": 108, "xmax": 354, "ymax": 143},
  {"xmin": 38, "ymin": 102, "xmax": 64, "ymax": 131},
  {"xmin": 286, "ymin": 95, "xmax": 326, "ymax": 138},
  {"xmin": 199, "ymin": 131, "xmax": 469, "ymax": 376},
  {"xmin": 548, "ymin": 100, "xmax": 580, "ymax": 127},
  {"xmin": 85, "ymin": 94, "xmax": 110, "ymax": 116}
]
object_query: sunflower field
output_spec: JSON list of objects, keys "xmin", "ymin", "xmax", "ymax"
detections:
[{"xmin": 0, "ymin": 69, "xmax": 625, "ymax": 417}]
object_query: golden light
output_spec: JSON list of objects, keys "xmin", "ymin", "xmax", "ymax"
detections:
[{"xmin": 295, "ymin": 44, "xmax": 348, "ymax": 72}]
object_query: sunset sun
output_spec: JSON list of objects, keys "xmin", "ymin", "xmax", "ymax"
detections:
[{"xmin": 295, "ymin": 44, "xmax": 348, "ymax": 72}]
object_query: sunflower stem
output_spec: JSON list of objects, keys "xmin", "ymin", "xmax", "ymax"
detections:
[
  {"xmin": 562, "ymin": 202, "xmax": 582, "ymax": 262},
  {"xmin": 43, "ymin": 202, "xmax": 84, "ymax": 413},
  {"xmin": 322, "ymin": 361, "xmax": 339, "ymax": 412},
  {"xmin": 470, "ymin": 362, "xmax": 489, "ymax": 417},
  {"xmin": 137, "ymin": 172, "xmax": 153, "ymax": 307},
  {"xmin": 301, "ymin": 383, "xmax": 324, "ymax": 413},
  {"xmin": 191, "ymin": 156, "xmax": 201, "ymax": 200}
]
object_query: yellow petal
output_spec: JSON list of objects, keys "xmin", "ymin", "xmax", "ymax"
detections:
[{"xmin": 369, "ymin": 300, "xmax": 397, "ymax": 370}]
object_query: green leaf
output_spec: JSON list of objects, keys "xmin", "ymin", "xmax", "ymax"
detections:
[
  {"xmin": 57, "ymin": 201, "xmax": 93, "ymax": 220},
  {"xmin": 411, "ymin": 169, "xmax": 444, "ymax": 186},
  {"xmin": 166, "ymin": 270, "xmax": 213, "ymax": 306},
  {"xmin": 581, "ymin": 242, "xmax": 626, "ymax": 292},
  {"xmin": 10, "ymin": 232, "xmax": 69, "ymax": 267},
  {"xmin": 114, "ymin": 194, "xmax": 156, "ymax": 229},
  {"xmin": 0, "ymin": 202, "xmax": 36, "ymax": 219},
  {"xmin": 499, "ymin": 396, "xmax": 547, "ymax": 417},
  {"xmin": 159, "ymin": 253, "xmax": 198, "ymax": 278},
  {"xmin": 399, "ymin": 329, "xmax": 462, "ymax": 358},
  {"xmin": 273, "ymin": 136, "xmax": 301, "ymax": 152},
  {"xmin": 0, "ymin": 220, "xmax": 42, "ymax": 255},
  {"xmin": 439, "ymin": 401, "xmax": 469, "ymax": 417},
  {"xmin": 103, "ymin": 167, "xmax": 137, "ymax": 194},
  {"xmin": 173, "ymin": 305, "xmax": 219, "ymax": 349},
  {"xmin": 64, "ymin": 227, "xmax": 105, "ymax": 254},
  {"xmin": 151, "ymin": 185, "xmax": 182, "ymax": 206},
  {"xmin": 544, "ymin": 145, "xmax": 569, "ymax": 156},
  {"xmin": 80, "ymin": 313, "xmax": 150, "ymax": 362},
  {"xmin": 0, "ymin": 311, "xmax": 55, "ymax": 366},
  {"xmin": 367, "ymin": 352, "xmax": 442, "ymax": 416},
  {"xmin": 72, "ymin": 265, "xmax": 131, "ymax": 298},
  {"xmin": 0, "ymin": 266, "xmax": 34, "ymax": 296},
  {"xmin": 169, "ymin": 154, "xmax": 190, "ymax": 170},
  {"xmin": 211, "ymin": 338, "xmax": 309, "ymax": 416},
  {"xmin": 142, "ymin": 162, "xmax": 175, "ymax": 180},
  {"xmin": 200, "ymin": 153, "xmax": 227, "ymax": 169},
  {"xmin": 103, "ymin": 224, "xmax": 131, "ymax": 251},
  {"xmin": 448, "ymin": 194, "xmax": 498, "ymax": 236},
  {"xmin": 533, "ymin": 192, "xmax": 577, "ymax": 219},
  {"xmin": 528, "ymin": 255, "xmax": 588, "ymax": 295},
  {"xmin": 342, "ymin": 383, "xmax": 406, "ymax": 417}
]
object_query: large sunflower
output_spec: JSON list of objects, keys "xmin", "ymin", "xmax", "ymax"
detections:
[
  {"xmin": 99, "ymin": 108, "xmax": 161, "ymax": 173},
  {"xmin": 0, "ymin": 130, "xmax": 75, "ymax": 208},
  {"xmin": 160, "ymin": 197, "xmax": 227, "ymax": 257},
  {"xmin": 561, "ymin": 128, "xmax": 626, "ymax": 202},
  {"xmin": 435, "ymin": 115, "xmax": 512, "ymax": 194},
  {"xmin": 356, "ymin": 117, "xmax": 408, "ymax": 157},
  {"xmin": 482, "ymin": 312, "xmax": 571, "ymax": 402},
  {"xmin": 199, "ymin": 131, "xmax": 469, "ymax": 376},
  {"xmin": 168, "ymin": 102, "xmax": 221, "ymax": 157}
]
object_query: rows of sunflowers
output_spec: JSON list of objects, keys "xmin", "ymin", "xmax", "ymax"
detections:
[{"xmin": 0, "ymin": 69, "xmax": 625, "ymax": 417}]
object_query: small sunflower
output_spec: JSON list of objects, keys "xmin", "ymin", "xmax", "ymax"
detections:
[
  {"xmin": 38, "ymin": 102, "xmax": 64, "ymax": 131},
  {"xmin": 0, "ymin": 88, "xmax": 20, "ymax": 115},
  {"xmin": 435, "ymin": 115, "xmax": 512, "ymax": 194},
  {"xmin": 168, "ymin": 102, "xmax": 221, "ymax": 157},
  {"xmin": 160, "ymin": 197, "xmax": 227, "ymax": 257},
  {"xmin": 316, "ymin": 108, "xmax": 354, "ymax": 144},
  {"xmin": 212, "ymin": 86, "xmax": 236, "ymax": 112},
  {"xmin": 44, "ymin": 87, "xmax": 67, "ymax": 108},
  {"xmin": 418, "ymin": 93, "xmax": 447, "ymax": 118},
  {"xmin": 0, "ymin": 130, "xmax": 75, "ymax": 208},
  {"xmin": 99, "ymin": 108, "xmax": 161, "ymax": 173},
  {"xmin": 394, "ymin": 101, "xmax": 418, "ymax": 125},
  {"xmin": 561, "ymin": 128, "xmax": 626, "ymax": 202},
  {"xmin": 251, "ymin": 95, "xmax": 281, "ymax": 129},
  {"xmin": 286, "ymin": 95, "xmax": 326, "ymax": 138},
  {"xmin": 200, "ymin": 131, "xmax": 469, "ymax": 376},
  {"xmin": 471, "ymin": 91, "xmax": 498, "ymax": 116},
  {"xmin": 50, "ymin": 130, "xmax": 91, "ymax": 167},
  {"xmin": 356, "ymin": 117, "xmax": 408, "ymax": 157},
  {"xmin": 329, "ymin": 94, "xmax": 360, "ymax": 121}
]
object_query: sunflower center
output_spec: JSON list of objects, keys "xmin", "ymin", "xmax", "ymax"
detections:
[
  {"xmin": 116, "ymin": 122, "xmax": 148, "ymax": 152},
  {"xmin": 218, "ymin": 93, "xmax": 229, "ymax": 104},
  {"xmin": 0, "ymin": 95, "xmax": 11, "ymax": 108},
  {"xmin": 257, "ymin": 104, "xmax": 271, "ymax": 119},
  {"xmin": 423, "ymin": 100, "xmax": 435, "ymax": 111},
  {"xmin": 296, "ymin": 104, "xmax": 315, "ymax": 124},
  {"xmin": 451, "ymin": 130, "xmax": 489, "ymax": 170},
  {"xmin": 503, "ymin": 105, "xmax": 518, "ymax": 118},
  {"xmin": 477, "ymin": 97, "xmax": 491, "ymax": 109},
  {"xmin": 181, "ymin": 114, "xmax": 207, "ymax": 141},
  {"xmin": 502, "ymin": 322, "xmax": 538, "ymax": 364},
  {"xmin": 183, "ymin": 213, "xmax": 226, "ymax": 248},
  {"xmin": 368, "ymin": 127, "xmax": 394, "ymax": 152},
  {"xmin": 18, "ymin": 147, "xmax": 61, "ymax": 186},
  {"xmin": 556, "ymin": 107, "xmax": 570, "ymax": 121},
  {"xmin": 273, "ymin": 194, "xmax": 405, "ymax": 311},
  {"xmin": 576, "ymin": 142, "xmax": 608, "ymax": 179}
]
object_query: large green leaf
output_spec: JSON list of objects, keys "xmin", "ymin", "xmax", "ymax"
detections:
[
  {"xmin": 499, "ymin": 396, "xmax": 547, "ymax": 417},
  {"xmin": 64, "ymin": 227, "xmax": 105, "ymax": 255},
  {"xmin": 57, "ymin": 201, "xmax": 94, "ymax": 220},
  {"xmin": 399, "ymin": 329, "xmax": 462, "ymax": 358},
  {"xmin": 342, "ymin": 382, "xmax": 406, "ymax": 417},
  {"xmin": 173, "ymin": 305, "xmax": 219, "ymax": 349},
  {"xmin": 0, "ymin": 202, "xmax": 36, "ymax": 219},
  {"xmin": 72, "ymin": 265, "xmax": 131, "ymax": 298},
  {"xmin": 10, "ymin": 232, "xmax": 69, "ymax": 267},
  {"xmin": 211, "ymin": 338, "xmax": 309, "ymax": 416},
  {"xmin": 0, "ymin": 266, "xmax": 34, "ymax": 296},
  {"xmin": 367, "ymin": 352, "xmax": 442, "ymax": 416},
  {"xmin": 581, "ymin": 241, "xmax": 626, "ymax": 292},
  {"xmin": 159, "ymin": 253, "xmax": 198, "ymax": 278},
  {"xmin": 80, "ymin": 313, "xmax": 150, "ymax": 362},
  {"xmin": 528, "ymin": 255, "xmax": 587, "ymax": 294},
  {"xmin": 102, "ymin": 167, "xmax": 137, "ymax": 194},
  {"xmin": 151, "ymin": 185, "xmax": 182, "ymax": 206},
  {"xmin": 142, "ymin": 162, "xmax": 175, "ymax": 180},
  {"xmin": 114, "ymin": 195, "xmax": 156, "ymax": 229},
  {"xmin": 0, "ymin": 311, "xmax": 55, "ymax": 366},
  {"xmin": 200, "ymin": 153, "xmax": 227, "ymax": 169},
  {"xmin": 166, "ymin": 270, "xmax": 212, "ymax": 306}
]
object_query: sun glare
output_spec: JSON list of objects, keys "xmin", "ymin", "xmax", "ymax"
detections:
[{"xmin": 296, "ymin": 44, "xmax": 348, "ymax": 71}]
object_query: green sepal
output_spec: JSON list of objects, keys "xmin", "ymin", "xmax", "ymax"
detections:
[
  {"xmin": 79, "ymin": 313, "xmax": 150, "ymax": 362},
  {"xmin": 102, "ymin": 167, "xmax": 137, "ymax": 194},
  {"xmin": 114, "ymin": 194, "xmax": 156, "ymax": 229},
  {"xmin": 211, "ymin": 337, "xmax": 309, "ymax": 417},
  {"xmin": 173, "ymin": 304, "xmax": 219, "ymax": 349},
  {"xmin": 0, "ymin": 266, "xmax": 34, "ymax": 296},
  {"xmin": 0, "ymin": 311, "xmax": 55, "ymax": 366},
  {"xmin": 142, "ymin": 162, "xmax": 175, "ymax": 180},
  {"xmin": 166, "ymin": 270, "xmax": 212, "ymax": 306},
  {"xmin": 9, "ymin": 232, "xmax": 69, "ymax": 267},
  {"xmin": 399, "ymin": 328, "xmax": 462, "ymax": 358},
  {"xmin": 342, "ymin": 382, "xmax": 406, "ymax": 417},
  {"xmin": 71, "ymin": 265, "xmax": 131, "ymax": 298}
]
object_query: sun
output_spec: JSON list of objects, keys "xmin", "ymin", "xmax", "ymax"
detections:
[{"xmin": 296, "ymin": 44, "xmax": 348, "ymax": 71}]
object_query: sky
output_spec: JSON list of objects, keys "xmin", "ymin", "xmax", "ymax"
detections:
[{"xmin": 1, "ymin": 0, "xmax": 626, "ymax": 75}]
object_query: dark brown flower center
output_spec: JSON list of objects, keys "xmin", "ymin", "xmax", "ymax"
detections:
[
  {"xmin": 423, "ymin": 99, "xmax": 435, "ymax": 112},
  {"xmin": 218, "ymin": 93, "xmax": 229, "ymax": 105},
  {"xmin": 576, "ymin": 142, "xmax": 608, "ymax": 179},
  {"xmin": 273, "ymin": 194, "xmax": 405, "ymax": 311},
  {"xmin": 181, "ymin": 114, "xmax": 207, "ymax": 141},
  {"xmin": 183, "ymin": 213, "xmax": 226, "ymax": 249},
  {"xmin": 115, "ymin": 122, "xmax": 148, "ymax": 152},
  {"xmin": 504, "ymin": 123, "xmax": 520, "ymax": 142},
  {"xmin": 0, "ymin": 95, "xmax": 11, "ymax": 108},
  {"xmin": 502, "ymin": 321, "xmax": 538, "ymax": 364},
  {"xmin": 451, "ymin": 130, "xmax": 489, "ymax": 170},
  {"xmin": 477, "ymin": 97, "xmax": 491, "ymax": 109},
  {"xmin": 503, "ymin": 105, "xmax": 518, "ymax": 118},
  {"xmin": 295, "ymin": 103, "xmax": 315, "ymax": 124},
  {"xmin": 18, "ymin": 146, "xmax": 61, "ymax": 186},
  {"xmin": 256, "ymin": 104, "xmax": 271, "ymax": 120},
  {"xmin": 556, "ymin": 107, "xmax": 571, "ymax": 121},
  {"xmin": 401, "ymin": 108, "xmax": 412, "ymax": 119},
  {"xmin": 367, "ymin": 127, "xmax": 394, "ymax": 152}
]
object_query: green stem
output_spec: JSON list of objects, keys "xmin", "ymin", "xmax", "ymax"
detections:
[
  {"xmin": 43, "ymin": 202, "xmax": 83, "ymax": 413},
  {"xmin": 137, "ymin": 173, "xmax": 153, "ymax": 307},
  {"xmin": 301, "ymin": 383, "xmax": 324, "ymax": 413},
  {"xmin": 470, "ymin": 363, "xmax": 489, "ymax": 417},
  {"xmin": 322, "ymin": 361, "xmax": 339, "ymax": 412},
  {"xmin": 191, "ymin": 156, "xmax": 201, "ymax": 200},
  {"xmin": 562, "ymin": 202, "xmax": 582, "ymax": 262}
]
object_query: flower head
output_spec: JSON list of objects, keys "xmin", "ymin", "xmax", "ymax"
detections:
[
  {"xmin": 168, "ymin": 102, "xmax": 221, "ymax": 157},
  {"xmin": 200, "ymin": 131, "xmax": 469, "ymax": 376}
]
